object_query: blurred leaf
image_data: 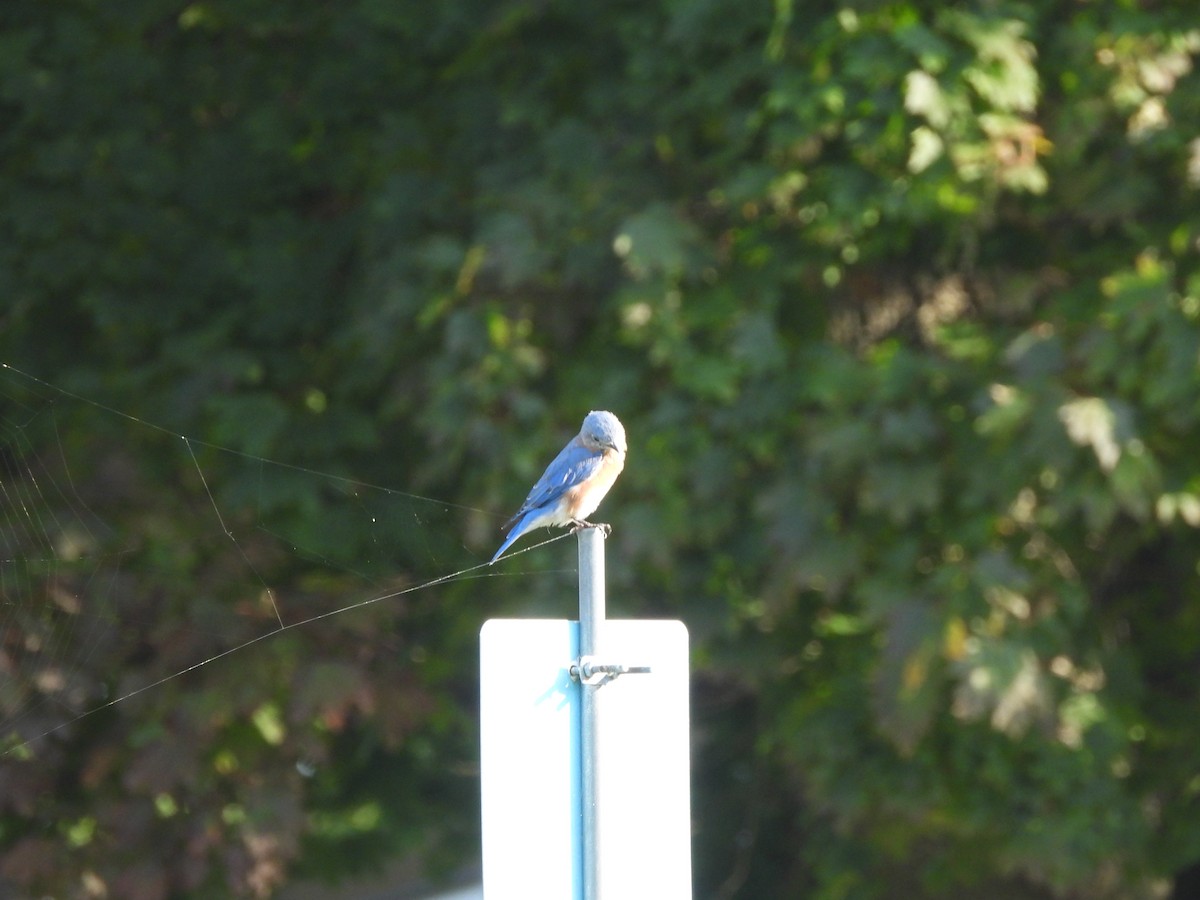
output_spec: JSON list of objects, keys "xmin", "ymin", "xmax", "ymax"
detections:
[
  {"xmin": 952, "ymin": 638, "xmax": 1050, "ymax": 738},
  {"xmin": 614, "ymin": 203, "xmax": 705, "ymax": 281},
  {"xmin": 871, "ymin": 599, "xmax": 942, "ymax": 754}
]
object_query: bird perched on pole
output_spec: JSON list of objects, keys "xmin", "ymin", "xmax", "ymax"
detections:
[{"xmin": 490, "ymin": 410, "xmax": 627, "ymax": 563}]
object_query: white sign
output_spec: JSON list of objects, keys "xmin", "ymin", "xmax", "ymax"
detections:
[{"xmin": 480, "ymin": 619, "xmax": 691, "ymax": 900}]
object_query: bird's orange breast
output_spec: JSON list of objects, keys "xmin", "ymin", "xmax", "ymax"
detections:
[{"xmin": 562, "ymin": 449, "xmax": 625, "ymax": 520}]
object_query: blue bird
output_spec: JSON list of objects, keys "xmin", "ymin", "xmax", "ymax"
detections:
[{"xmin": 490, "ymin": 411, "xmax": 627, "ymax": 563}]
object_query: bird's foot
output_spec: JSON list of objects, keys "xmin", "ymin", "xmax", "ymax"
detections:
[{"xmin": 569, "ymin": 519, "xmax": 611, "ymax": 537}]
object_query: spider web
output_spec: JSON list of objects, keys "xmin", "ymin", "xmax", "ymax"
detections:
[{"xmin": 0, "ymin": 364, "xmax": 570, "ymax": 758}]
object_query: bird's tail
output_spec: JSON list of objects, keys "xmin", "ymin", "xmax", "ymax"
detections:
[
  {"xmin": 489, "ymin": 531, "xmax": 520, "ymax": 564},
  {"xmin": 489, "ymin": 514, "xmax": 529, "ymax": 564}
]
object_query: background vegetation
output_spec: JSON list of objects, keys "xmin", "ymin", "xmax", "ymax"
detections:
[{"xmin": 4, "ymin": 0, "xmax": 1200, "ymax": 897}]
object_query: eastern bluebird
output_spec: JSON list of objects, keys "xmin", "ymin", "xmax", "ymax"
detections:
[{"xmin": 490, "ymin": 410, "xmax": 627, "ymax": 563}]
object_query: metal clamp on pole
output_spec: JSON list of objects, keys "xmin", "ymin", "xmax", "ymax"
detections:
[{"xmin": 569, "ymin": 656, "xmax": 652, "ymax": 686}]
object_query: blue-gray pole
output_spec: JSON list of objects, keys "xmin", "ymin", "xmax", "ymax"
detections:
[{"xmin": 578, "ymin": 526, "xmax": 605, "ymax": 900}]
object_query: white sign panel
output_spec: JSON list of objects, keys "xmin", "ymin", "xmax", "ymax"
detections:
[{"xmin": 480, "ymin": 619, "xmax": 690, "ymax": 900}]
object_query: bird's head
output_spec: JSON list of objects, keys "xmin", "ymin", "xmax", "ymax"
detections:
[{"xmin": 581, "ymin": 410, "xmax": 627, "ymax": 455}]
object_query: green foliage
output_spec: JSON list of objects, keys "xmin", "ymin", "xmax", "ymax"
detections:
[{"xmin": 4, "ymin": 0, "xmax": 1200, "ymax": 897}]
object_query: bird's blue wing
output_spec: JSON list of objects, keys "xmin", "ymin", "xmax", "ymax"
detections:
[
  {"xmin": 491, "ymin": 443, "xmax": 606, "ymax": 563},
  {"xmin": 504, "ymin": 441, "xmax": 605, "ymax": 527}
]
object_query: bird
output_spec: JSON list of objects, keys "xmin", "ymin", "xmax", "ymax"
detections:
[{"xmin": 490, "ymin": 410, "xmax": 627, "ymax": 563}]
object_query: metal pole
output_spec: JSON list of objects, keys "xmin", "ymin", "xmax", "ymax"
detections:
[{"xmin": 578, "ymin": 526, "xmax": 605, "ymax": 900}]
